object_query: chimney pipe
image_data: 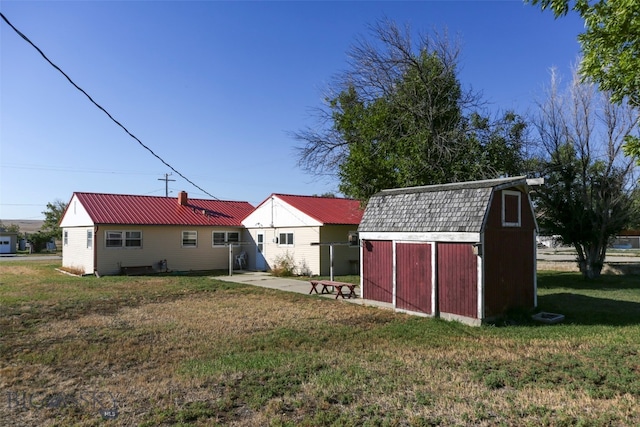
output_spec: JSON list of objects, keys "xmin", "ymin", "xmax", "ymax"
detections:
[{"xmin": 178, "ymin": 191, "xmax": 188, "ymax": 206}]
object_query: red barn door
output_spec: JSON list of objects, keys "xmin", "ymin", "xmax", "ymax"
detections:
[
  {"xmin": 362, "ymin": 240, "xmax": 393, "ymax": 303},
  {"xmin": 396, "ymin": 243, "xmax": 432, "ymax": 314},
  {"xmin": 437, "ymin": 243, "xmax": 478, "ymax": 318}
]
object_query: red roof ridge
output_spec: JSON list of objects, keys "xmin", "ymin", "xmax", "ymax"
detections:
[
  {"xmin": 72, "ymin": 191, "xmax": 251, "ymax": 204},
  {"xmin": 70, "ymin": 192, "xmax": 254, "ymax": 227},
  {"xmin": 271, "ymin": 193, "xmax": 359, "ymax": 200}
]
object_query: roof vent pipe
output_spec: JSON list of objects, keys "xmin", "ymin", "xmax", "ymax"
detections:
[{"xmin": 178, "ymin": 191, "xmax": 188, "ymax": 206}]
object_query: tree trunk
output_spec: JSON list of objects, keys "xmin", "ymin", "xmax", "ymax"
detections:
[{"xmin": 576, "ymin": 243, "xmax": 605, "ymax": 279}]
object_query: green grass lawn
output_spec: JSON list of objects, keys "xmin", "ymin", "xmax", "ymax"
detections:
[{"xmin": 1, "ymin": 261, "xmax": 639, "ymax": 426}]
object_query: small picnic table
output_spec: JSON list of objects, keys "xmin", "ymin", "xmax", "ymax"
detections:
[{"xmin": 309, "ymin": 280, "xmax": 357, "ymax": 299}]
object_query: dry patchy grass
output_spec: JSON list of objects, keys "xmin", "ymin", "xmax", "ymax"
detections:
[{"xmin": 1, "ymin": 261, "xmax": 639, "ymax": 426}]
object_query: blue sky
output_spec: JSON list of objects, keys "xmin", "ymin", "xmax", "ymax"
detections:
[{"xmin": 0, "ymin": 1, "xmax": 584, "ymax": 220}]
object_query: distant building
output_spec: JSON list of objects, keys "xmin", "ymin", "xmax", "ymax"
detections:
[
  {"xmin": 612, "ymin": 230, "xmax": 640, "ymax": 249},
  {"xmin": 0, "ymin": 229, "xmax": 18, "ymax": 255}
]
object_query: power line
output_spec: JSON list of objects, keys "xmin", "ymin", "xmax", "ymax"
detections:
[{"xmin": 0, "ymin": 12, "xmax": 219, "ymax": 200}]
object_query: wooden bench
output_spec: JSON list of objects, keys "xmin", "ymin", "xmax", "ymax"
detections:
[
  {"xmin": 121, "ymin": 265, "xmax": 154, "ymax": 276},
  {"xmin": 309, "ymin": 280, "xmax": 357, "ymax": 299},
  {"xmin": 309, "ymin": 280, "xmax": 333, "ymax": 295}
]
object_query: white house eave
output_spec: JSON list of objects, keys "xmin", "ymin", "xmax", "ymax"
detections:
[
  {"xmin": 59, "ymin": 194, "xmax": 95, "ymax": 228},
  {"xmin": 241, "ymin": 195, "xmax": 322, "ymax": 228}
]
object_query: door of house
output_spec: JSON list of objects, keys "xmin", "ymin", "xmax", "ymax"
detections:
[{"xmin": 255, "ymin": 232, "xmax": 266, "ymax": 271}]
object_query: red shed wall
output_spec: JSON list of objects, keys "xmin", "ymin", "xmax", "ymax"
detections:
[
  {"xmin": 437, "ymin": 243, "xmax": 477, "ymax": 318},
  {"xmin": 362, "ymin": 240, "xmax": 393, "ymax": 303},
  {"xmin": 483, "ymin": 188, "xmax": 536, "ymax": 317},
  {"xmin": 396, "ymin": 243, "xmax": 432, "ymax": 314}
]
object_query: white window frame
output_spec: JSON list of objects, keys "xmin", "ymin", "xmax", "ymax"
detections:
[
  {"xmin": 105, "ymin": 231, "xmax": 123, "ymax": 248},
  {"xmin": 63, "ymin": 230, "xmax": 68, "ymax": 246},
  {"xmin": 501, "ymin": 190, "xmax": 522, "ymax": 227},
  {"xmin": 212, "ymin": 231, "xmax": 240, "ymax": 247},
  {"xmin": 105, "ymin": 230, "xmax": 142, "ymax": 248},
  {"xmin": 125, "ymin": 231, "xmax": 142, "ymax": 248},
  {"xmin": 86, "ymin": 230, "xmax": 93, "ymax": 249},
  {"xmin": 278, "ymin": 232, "xmax": 294, "ymax": 246},
  {"xmin": 213, "ymin": 232, "xmax": 226, "ymax": 246},
  {"xmin": 182, "ymin": 230, "xmax": 197, "ymax": 248}
]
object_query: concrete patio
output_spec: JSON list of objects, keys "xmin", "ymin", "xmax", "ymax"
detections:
[{"xmin": 214, "ymin": 271, "xmax": 394, "ymax": 310}]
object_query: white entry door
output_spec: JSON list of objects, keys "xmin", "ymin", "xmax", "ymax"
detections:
[{"xmin": 255, "ymin": 232, "xmax": 266, "ymax": 271}]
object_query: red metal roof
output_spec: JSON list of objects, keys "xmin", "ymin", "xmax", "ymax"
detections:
[
  {"xmin": 73, "ymin": 192, "xmax": 254, "ymax": 227},
  {"xmin": 270, "ymin": 194, "xmax": 364, "ymax": 225}
]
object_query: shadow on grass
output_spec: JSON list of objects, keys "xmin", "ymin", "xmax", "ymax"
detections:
[
  {"xmin": 537, "ymin": 270, "xmax": 640, "ymax": 291},
  {"xmin": 537, "ymin": 292, "xmax": 640, "ymax": 326},
  {"xmin": 137, "ymin": 269, "xmax": 231, "ymax": 277}
]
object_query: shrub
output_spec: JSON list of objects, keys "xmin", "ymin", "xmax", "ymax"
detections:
[
  {"xmin": 270, "ymin": 251, "xmax": 297, "ymax": 277},
  {"xmin": 298, "ymin": 259, "xmax": 312, "ymax": 277}
]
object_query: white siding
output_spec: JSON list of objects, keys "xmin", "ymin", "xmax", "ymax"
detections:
[
  {"xmin": 358, "ymin": 231, "xmax": 480, "ymax": 243},
  {"xmin": 62, "ymin": 227, "xmax": 95, "ymax": 274},
  {"xmin": 242, "ymin": 196, "xmax": 322, "ymax": 228},
  {"xmin": 94, "ymin": 225, "xmax": 245, "ymax": 275},
  {"xmin": 246, "ymin": 226, "xmax": 321, "ymax": 275},
  {"xmin": 59, "ymin": 195, "xmax": 93, "ymax": 227}
]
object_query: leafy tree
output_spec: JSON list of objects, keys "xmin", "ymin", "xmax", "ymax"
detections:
[
  {"xmin": 41, "ymin": 199, "xmax": 67, "ymax": 239},
  {"xmin": 0, "ymin": 221, "xmax": 21, "ymax": 237},
  {"xmin": 629, "ymin": 187, "xmax": 640, "ymax": 229},
  {"xmin": 28, "ymin": 231, "xmax": 56, "ymax": 253},
  {"xmin": 531, "ymin": 67, "xmax": 638, "ymax": 279},
  {"xmin": 294, "ymin": 19, "xmax": 528, "ymax": 201},
  {"xmin": 527, "ymin": 0, "xmax": 640, "ymax": 164}
]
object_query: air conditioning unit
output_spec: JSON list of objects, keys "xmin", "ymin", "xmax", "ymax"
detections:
[{"xmin": 348, "ymin": 231, "xmax": 359, "ymax": 246}]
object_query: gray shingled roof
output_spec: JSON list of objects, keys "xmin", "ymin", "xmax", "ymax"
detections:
[{"xmin": 358, "ymin": 177, "xmax": 527, "ymax": 233}]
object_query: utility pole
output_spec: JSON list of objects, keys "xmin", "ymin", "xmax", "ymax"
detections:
[{"xmin": 158, "ymin": 173, "xmax": 175, "ymax": 197}]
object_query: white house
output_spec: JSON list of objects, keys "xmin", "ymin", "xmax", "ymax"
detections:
[
  {"xmin": 59, "ymin": 191, "xmax": 254, "ymax": 276},
  {"xmin": 241, "ymin": 194, "xmax": 364, "ymax": 276}
]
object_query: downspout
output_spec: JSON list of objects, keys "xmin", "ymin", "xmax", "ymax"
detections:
[{"xmin": 93, "ymin": 225, "xmax": 99, "ymax": 277}]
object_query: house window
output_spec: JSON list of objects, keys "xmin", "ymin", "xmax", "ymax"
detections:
[
  {"xmin": 63, "ymin": 231, "xmax": 68, "ymax": 246},
  {"xmin": 86, "ymin": 230, "xmax": 93, "ymax": 249},
  {"xmin": 182, "ymin": 231, "xmax": 197, "ymax": 247},
  {"xmin": 105, "ymin": 230, "xmax": 142, "ymax": 248},
  {"xmin": 279, "ymin": 232, "xmax": 294, "ymax": 246},
  {"xmin": 125, "ymin": 231, "xmax": 142, "ymax": 247},
  {"xmin": 213, "ymin": 231, "xmax": 241, "ymax": 246},
  {"xmin": 502, "ymin": 190, "xmax": 521, "ymax": 227},
  {"xmin": 106, "ymin": 231, "xmax": 123, "ymax": 248},
  {"xmin": 213, "ymin": 232, "xmax": 225, "ymax": 246}
]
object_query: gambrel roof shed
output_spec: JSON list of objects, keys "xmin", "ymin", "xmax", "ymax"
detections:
[
  {"xmin": 359, "ymin": 176, "xmax": 536, "ymax": 235},
  {"xmin": 358, "ymin": 176, "xmax": 539, "ymax": 326}
]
